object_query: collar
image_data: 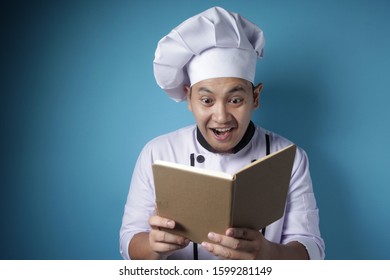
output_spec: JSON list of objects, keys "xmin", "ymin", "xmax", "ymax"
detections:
[{"xmin": 196, "ymin": 121, "xmax": 255, "ymax": 154}]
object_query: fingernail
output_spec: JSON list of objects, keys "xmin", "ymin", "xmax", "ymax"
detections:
[
  {"xmin": 208, "ymin": 232, "xmax": 215, "ymax": 239},
  {"xmin": 167, "ymin": 220, "xmax": 174, "ymax": 228}
]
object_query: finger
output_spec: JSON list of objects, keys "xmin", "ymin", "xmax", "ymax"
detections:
[
  {"xmin": 201, "ymin": 241, "xmax": 233, "ymax": 259},
  {"xmin": 226, "ymin": 228, "xmax": 261, "ymax": 241},
  {"xmin": 150, "ymin": 228, "xmax": 189, "ymax": 246},
  {"xmin": 206, "ymin": 232, "xmax": 249, "ymax": 251},
  {"xmin": 149, "ymin": 229, "xmax": 190, "ymax": 254},
  {"xmin": 149, "ymin": 215, "xmax": 175, "ymax": 229},
  {"xmin": 207, "ymin": 232, "xmax": 245, "ymax": 250},
  {"xmin": 201, "ymin": 241, "xmax": 251, "ymax": 260}
]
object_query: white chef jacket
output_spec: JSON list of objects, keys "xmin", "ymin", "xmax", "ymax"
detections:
[{"xmin": 120, "ymin": 123, "xmax": 325, "ymax": 260}]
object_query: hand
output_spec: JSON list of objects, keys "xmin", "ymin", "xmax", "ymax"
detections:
[
  {"xmin": 148, "ymin": 215, "xmax": 190, "ymax": 259},
  {"xmin": 201, "ymin": 227, "xmax": 268, "ymax": 260}
]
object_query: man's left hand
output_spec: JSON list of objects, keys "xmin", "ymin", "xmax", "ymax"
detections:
[{"xmin": 201, "ymin": 228, "xmax": 269, "ymax": 260}]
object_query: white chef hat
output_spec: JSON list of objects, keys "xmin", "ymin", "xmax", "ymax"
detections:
[{"xmin": 153, "ymin": 6, "xmax": 265, "ymax": 102}]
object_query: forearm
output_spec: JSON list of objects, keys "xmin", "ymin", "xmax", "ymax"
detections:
[
  {"xmin": 129, "ymin": 232, "xmax": 164, "ymax": 260},
  {"xmin": 259, "ymin": 240, "xmax": 309, "ymax": 260}
]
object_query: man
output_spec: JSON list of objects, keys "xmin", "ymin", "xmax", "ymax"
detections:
[{"xmin": 120, "ymin": 6, "xmax": 325, "ymax": 260}]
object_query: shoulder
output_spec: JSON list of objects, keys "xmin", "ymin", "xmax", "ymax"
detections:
[
  {"xmin": 254, "ymin": 125, "xmax": 294, "ymax": 150},
  {"xmin": 253, "ymin": 124, "xmax": 309, "ymax": 165},
  {"xmin": 145, "ymin": 125, "xmax": 195, "ymax": 148},
  {"xmin": 140, "ymin": 125, "xmax": 196, "ymax": 161}
]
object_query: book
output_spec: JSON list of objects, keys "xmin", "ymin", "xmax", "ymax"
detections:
[{"xmin": 152, "ymin": 144, "xmax": 296, "ymax": 244}]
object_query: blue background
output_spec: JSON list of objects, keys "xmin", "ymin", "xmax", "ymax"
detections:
[{"xmin": 1, "ymin": 0, "xmax": 389, "ymax": 259}]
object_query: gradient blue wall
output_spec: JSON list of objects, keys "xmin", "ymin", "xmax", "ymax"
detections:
[{"xmin": 1, "ymin": 0, "xmax": 389, "ymax": 259}]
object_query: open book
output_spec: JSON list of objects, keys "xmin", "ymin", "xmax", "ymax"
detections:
[{"xmin": 152, "ymin": 144, "xmax": 296, "ymax": 244}]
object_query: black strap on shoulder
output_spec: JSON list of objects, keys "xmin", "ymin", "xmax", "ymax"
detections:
[
  {"xmin": 265, "ymin": 133, "xmax": 270, "ymax": 156},
  {"xmin": 190, "ymin": 153, "xmax": 195, "ymax": 167},
  {"xmin": 262, "ymin": 134, "xmax": 271, "ymax": 237},
  {"xmin": 193, "ymin": 242, "xmax": 198, "ymax": 260}
]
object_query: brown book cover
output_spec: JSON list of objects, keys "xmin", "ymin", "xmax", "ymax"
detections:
[{"xmin": 152, "ymin": 144, "xmax": 296, "ymax": 244}]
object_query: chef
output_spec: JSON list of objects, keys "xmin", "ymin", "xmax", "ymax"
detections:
[{"xmin": 119, "ymin": 6, "xmax": 325, "ymax": 260}]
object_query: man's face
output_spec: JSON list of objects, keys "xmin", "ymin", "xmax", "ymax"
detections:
[{"xmin": 186, "ymin": 77, "xmax": 261, "ymax": 153}]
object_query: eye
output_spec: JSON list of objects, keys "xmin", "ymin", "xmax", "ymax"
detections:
[
  {"xmin": 200, "ymin": 97, "xmax": 214, "ymax": 105},
  {"xmin": 229, "ymin": 97, "xmax": 243, "ymax": 105}
]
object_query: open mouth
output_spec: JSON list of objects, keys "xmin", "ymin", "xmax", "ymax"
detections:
[{"xmin": 211, "ymin": 127, "xmax": 233, "ymax": 137}]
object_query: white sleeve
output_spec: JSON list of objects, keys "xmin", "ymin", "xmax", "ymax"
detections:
[
  {"xmin": 281, "ymin": 147, "xmax": 326, "ymax": 260},
  {"xmin": 119, "ymin": 145, "xmax": 156, "ymax": 260}
]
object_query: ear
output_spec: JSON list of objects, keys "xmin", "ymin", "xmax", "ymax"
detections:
[
  {"xmin": 253, "ymin": 83, "xmax": 263, "ymax": 109},
  {"xmin": 184, "ymin": 85, "xmax": 193, "ymax": 112}
]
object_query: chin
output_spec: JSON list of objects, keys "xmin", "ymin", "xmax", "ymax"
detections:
[{"xmin": 211, "ymin": 143, "xmax": 235, "ymax": 154}]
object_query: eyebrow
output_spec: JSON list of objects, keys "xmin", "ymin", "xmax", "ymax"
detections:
[
  {"xmin": 197, "ymin": 87, "xmax": 214, "ymax": 94},
  {"xmin": 196, "ymin": 85, "xmax": 247, "ymax": 94},
  {"xmin": 227, "ymin": 85, "xmax": 246, "ymax": 94}
]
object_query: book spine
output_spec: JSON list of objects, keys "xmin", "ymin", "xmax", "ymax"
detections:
[{"xmin": 229, "ymin": 177, "xmax": 237, "ymax": 228}]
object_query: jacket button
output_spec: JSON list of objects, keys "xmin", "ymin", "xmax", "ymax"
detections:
[{"xmin": 196, "ymin": 155, "xmax": 205, "ymax": 163}]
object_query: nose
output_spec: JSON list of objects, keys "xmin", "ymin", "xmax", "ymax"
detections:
[{"xmin": 212, "ymin": 102, "xmax": 230, "ymax": 124}]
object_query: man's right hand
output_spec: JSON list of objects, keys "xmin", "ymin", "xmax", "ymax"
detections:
[{"xmin": 148, "ymin": 215, "xmax": 190, "ymax": 258}]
